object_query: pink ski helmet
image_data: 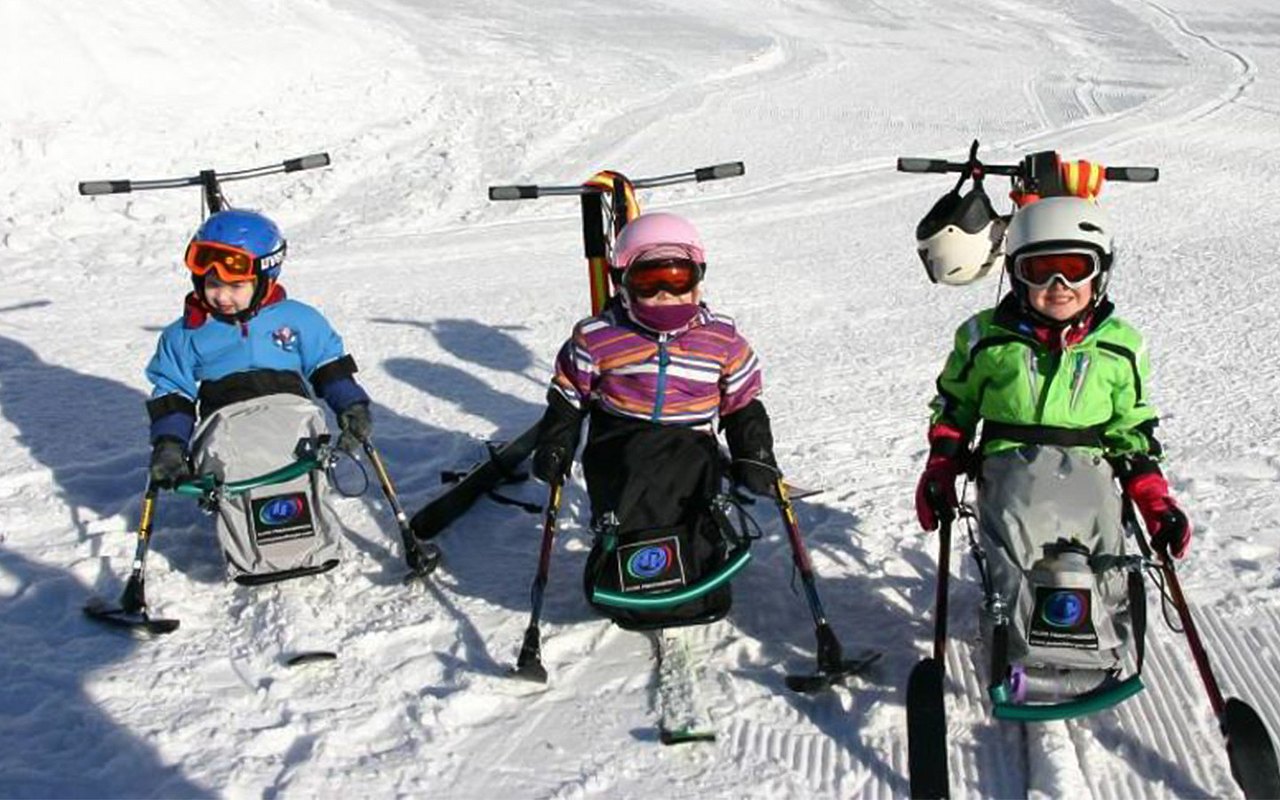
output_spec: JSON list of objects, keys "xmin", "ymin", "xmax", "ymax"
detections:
[{"xmin": 612, "ymin": 212, "xmax": 707, "ymax": 271}]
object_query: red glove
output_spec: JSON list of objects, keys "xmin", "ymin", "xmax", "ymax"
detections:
[
  {"xmin": 916, "ymin": 424, "xmax": 966, "ymax": 531},
  {"xmin": 916, "ymin": 454, "xmax": 960, "ymax": 531},
  {"xmin": 1126, "ymin": 471, "xmax": 1192, "ymax": 559}
]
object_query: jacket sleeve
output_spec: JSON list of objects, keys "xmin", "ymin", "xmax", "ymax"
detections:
[
  {"xmin": 145, "ymin": 327, "xmax": 198, "ymax": 404},
  {"xmin": 1102, "ymin": 332, "xmax": 1162, "ymax": 469},
  {"xmin": 719, "ymin": 330, "xmax": 763, "ymax": 417},
  {"xmin": 721, "ymin": 399, "xmax": 775, "ymax": 464},
  {"xmin": 549, "ymin": 324, "xmax": 597, "ymax": 410},
  {"xmin": 144, "ymin": 327, "xmax": 198, "ymax": 446},
  {"xmin": 298, "ymin": 306, "xmax": 370, "ymax": 413},
  {"xmin": 298, "ymin": 306, "xmax": 347, "ymax": 378},
  {"xmin": 928, "ymin": 316, "xmax": 984, "ymax": 441}
]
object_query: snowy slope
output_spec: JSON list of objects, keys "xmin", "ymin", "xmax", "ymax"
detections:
[{"xmin": 2, "ymin": 0, "xmax": 1280, "ymax": 796}]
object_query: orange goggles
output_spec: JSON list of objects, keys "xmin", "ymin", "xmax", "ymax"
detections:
[
  {"xmin": 624, "ymin": 258, "xmax": 703, "ymax": 298},
  {"xmin": 184, "ymin": 240, "xmax": 283, "ymax": 284}
]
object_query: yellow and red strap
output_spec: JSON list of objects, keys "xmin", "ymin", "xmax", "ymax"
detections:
[
  {"xmin": 1060, "ymin": 159, "xmax": 1106, "ymax": 200},
  {"xmin": 582, "ymin": 170, "xmax": 641, "ymax": 314}
]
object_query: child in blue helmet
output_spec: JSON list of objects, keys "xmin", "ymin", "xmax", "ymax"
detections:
[
  {"xmin": 144, "ymin": 209, "xmax": 373, "ymax": 581},
  {"xmin": 146, "ymin": 208, "xmax": 371, "ymax": 485}
]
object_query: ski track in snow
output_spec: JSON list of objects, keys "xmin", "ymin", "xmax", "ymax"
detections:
[{"xmin": 3, "ymin": 0, "xmax": 1280, "ymax": 796}]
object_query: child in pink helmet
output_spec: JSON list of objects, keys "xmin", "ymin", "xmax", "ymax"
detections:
[{"xmin": 531, "ymin": 211, "xmax": 777, "ymax": 627}]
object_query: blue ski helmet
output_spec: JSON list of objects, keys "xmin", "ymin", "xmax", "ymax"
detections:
[{"xmin": 190, "ymin": 209, "xmax": 287, "ymax": 282}]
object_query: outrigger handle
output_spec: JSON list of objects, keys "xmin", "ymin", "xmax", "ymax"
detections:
[
  {"xmin": 694, "ymin": 161, "xmax": 744, "ymax": 181},
  {"xmin": 77, "ymin": 151, "xmax": 331, "ymax": 197},
  {"xmin": 489, "ymin": 185, "xmax": 539, "ymax": 201},
  {"xmin": 897, "ymin": 152, "xmax": 1157, "ymax": 183},
  {"xmin": 487, "ymin": 160, "xmax": 745, "ymax": 202}
]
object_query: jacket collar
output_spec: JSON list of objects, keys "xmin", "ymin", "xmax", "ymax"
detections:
[
  {"xmin": 605, "ymin": 296, "xmax": 710, "ymax": 339},
  {"xmin": 992, "ymin": 293, "xmax": 1113, "ymax": 350},
  {"xmin": 183, "ymin": 282, "xmax": 287, "ymax": 329}
]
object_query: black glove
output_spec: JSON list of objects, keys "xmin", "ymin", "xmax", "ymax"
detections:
[
  {"xmin": 532, "ymin": 390, "xmax": 584, "ymax": 484},
  {"xmin": 149, "ymin": 437, "xmax": 192, "ymax": 489},
  {"xmin": 533, "ymin": 445, "xmax": 572, "ymax": 484},
  {"xmin": 337, "ymin": 402, "xmax": 373, "ymax": 453},
  {"xmin": 722, "ymin": 400, "xmax": 780, "ymax": 496},
  {"xmin": 1151, "ymin": 506, "xmax": 1192, "ymax": 561},
  {"xmin": 732, "ymin": 458, "xmax": 779, "ymax": 496}
]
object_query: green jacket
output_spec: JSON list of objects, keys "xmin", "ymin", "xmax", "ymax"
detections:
[{"xmin": 930, "ymin": 296, "xmax": 1161, "ymax": 461}]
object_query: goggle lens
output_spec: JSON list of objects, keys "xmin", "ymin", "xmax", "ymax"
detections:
[
  {"xmin": 625, "ymin": 258, "xmax": 702, "ymax": 298},
  {"xmin": 185, "ymin": 241, "xmax": 258, "ymax": 283},
  {"xmin": 1015, "ymin": 251, "xmax": 1098, "ymax": 289}
]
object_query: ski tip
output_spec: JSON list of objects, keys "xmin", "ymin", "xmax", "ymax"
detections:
[
  {"xmin": 510, "ymin": 662, "xmax": 549, "ymax": 684},
  {"xmin": 145, "ymin": 619, "xmax": 181, "ymax": 635},
  {"xmin": 1223, "ymin": 697, "xmax": 1280, "ymax": 799},
  {"xmin": 785, "ymin": 674, "xmax": 834, "ymax": 693},
  {"xmin": 402, "ymin": 568, "xmax": 437, "ymax": 586},
  {"xmin": 84, "ymin": 600, "xmax": 180, "ymax": 636},
  {"xmin": 785, "ymin": 651, "xmax": 883, "ymax": 694},
  {"xmin": 284, "ymin": 651, "xmax": 338, "ymax": 667}
]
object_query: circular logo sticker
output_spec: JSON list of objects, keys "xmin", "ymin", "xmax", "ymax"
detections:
[
  {"xmin": 259, "ymin": 495, "xmax": 305, "ymax": 526},
  {"xmin": 627, "ymin": 545, "xmax": 672, "ymax": 580},
  {"xmin": 1041, "ymin": 590, "xmax": 1088, "ymax": 628}
]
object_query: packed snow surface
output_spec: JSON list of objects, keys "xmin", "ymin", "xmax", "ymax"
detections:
[{"xmin": 3, "ymin": 0, "xmax": 1280, "ymax": 797}]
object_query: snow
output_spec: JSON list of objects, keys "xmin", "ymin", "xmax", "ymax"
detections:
[{"xmin": 2, "ymin": 0, "xmax": 1280, "ymax": 796}]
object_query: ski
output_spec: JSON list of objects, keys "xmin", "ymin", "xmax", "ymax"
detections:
[
  {"xmin": 908, "ymin": 490, "xmax": 953, "ymax": 799},
  {"xmin": 785, "ymin": 649, "xmax": 881, "ymax": 693},
  {"xmin": 906, "ymin": 657, "xmax": 948, "ymax": 799},
  {"xmin": 1224, "ymin": 698, "xmax": 1280, "ymax": 799},
  {"xmin": 284, "ymin": 650, "xmax": 338, "ymax": 667},
  {"xmin": 781, "ymin": 483, "xmax": 825, "ymax": 501},
  {"xmin": 83, "ymin": 486, "xmax": 180, "ymax": 636},
  {"xmin": 1122, "ymin": 500, "xmax": 1280, "ymax": 799},
  {"xmin": 84, "ymin": 597, "xmax": 180, "ymax": 636},
  {"xmin": 654, "ymin": 629, "xmax": 716, "ymax": 745},
  {"xmin": 409, "ymin": 423, "xmax": 540, "ymax": 541},
  {"xmin": 356, "ymin": 437, "xmax": 445, "ymax": 583}
]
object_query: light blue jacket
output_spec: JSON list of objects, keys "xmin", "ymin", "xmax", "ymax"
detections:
[
  {"xmin": 147, "ymin": 298, "xmax": 348, "ymax": 402},
  {"xmin": 145, "ymin": 291, "xmax": 367, "ymax": 445}
]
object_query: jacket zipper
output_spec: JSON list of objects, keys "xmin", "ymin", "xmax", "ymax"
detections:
[
  {"xmin": 1069, "ymin": 352, "xmax": 1091, "ymax": 410},
  {"xmin": 1033, "ymin": 348, "xmax": 1062, "ymax": 420},
  {"xmin": 651, "ymin": 337, "xmax": 670, "ymax": 421},
  {"xmin": 1024, "ymin": 348, "xmax": 1039, "ymax": 406}
]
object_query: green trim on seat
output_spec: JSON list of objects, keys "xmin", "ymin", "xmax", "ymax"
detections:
[
  {"xmin": 991, "ymin": 674, "xmax": 1144, "ymax": 721},
  {"xmin": 591, "ymin": 550, "xmax": 752, "ymax": 610},
  {"xmin": 174, "ymin": 456, "xmax": 323, "ymax": 499}
]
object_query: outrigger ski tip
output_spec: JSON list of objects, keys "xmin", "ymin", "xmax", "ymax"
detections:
[
  {"xmin": 1223, "ymin": 697, "xmax": 1280, "ymax": 800},
  {"xmin": 401, "ymin": 541, "xmax": 444, "ymax": 585},
  {"xmin": 83, "ymin": 597, "xmax": 180, "ymax": 636},
  {"xmin": 785, "ymin": 650, "xmax": 882, "ymax": 693},
  {"xmin": 510, "ymin": 624, "xmax": 549, "ymax": 683},
  {"xmin": 659, "ymin": 727, "xmax": 716, "ymax": 746},
  {"xmin": 510, "ymin": 661, "xmax": 549, "ymax": 684},
  {"xmin": 284, "ymin": 650, "xmax": 338, "ymax": 667}
]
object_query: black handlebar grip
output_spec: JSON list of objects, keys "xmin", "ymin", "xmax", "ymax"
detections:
[
  {"xmin": 489, "ymin": 185, "xmax": 539, "ymax": 201},
  {"xmin": 283, "ymin": 153, "xmax": 330, "ymax": 172},
  {"xmin": 78, "ymin": 180, "xmax": 132, "ymax": 196},
  {"xmin": 695, "ymin": 162, "xmax": 745, "ymax": 181},
  {"xmin": 897, "ymin": 158, "xmax": 955, "ymax": 174},
  {"xmin": 1105, "ymin": 166, "xmax": 1159, "ymax": 183}
]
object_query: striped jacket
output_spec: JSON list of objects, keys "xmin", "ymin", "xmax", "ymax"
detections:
[{"xmin": 551, "ymin": 301, "xmax": 763, "ymax": 426}]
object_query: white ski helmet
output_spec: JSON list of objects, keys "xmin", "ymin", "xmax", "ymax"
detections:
[
  {"xmin": 915, "ymin": 181, "xmax": 1009, "ymax": 286},
  {"xmin": 1004, "ymin": 196, "xmax": 1114, "ymax": 297}
]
